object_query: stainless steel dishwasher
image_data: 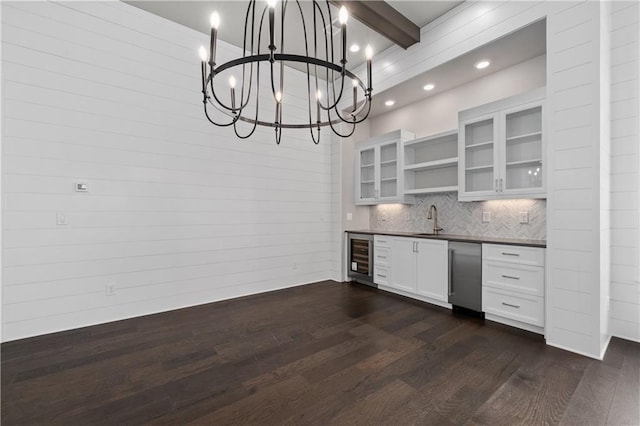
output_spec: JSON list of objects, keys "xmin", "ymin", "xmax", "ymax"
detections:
[{"xmin": 448, "ymin": 242, "xmax": 482, "ymax": 313}]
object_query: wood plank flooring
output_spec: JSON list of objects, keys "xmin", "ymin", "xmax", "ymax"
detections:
[{"xmin": 2, "ymin": 281, "xmax": 639, "ymax": 425}]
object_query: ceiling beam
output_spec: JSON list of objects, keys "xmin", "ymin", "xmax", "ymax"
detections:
[{"xmin": 329, "ymin": 1, "xmax": 420, "ymax": 50}]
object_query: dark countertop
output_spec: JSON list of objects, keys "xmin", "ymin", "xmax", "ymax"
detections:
[{"xmin": 345, "ymin": 230, "xmax": 546, "ymax": 248}]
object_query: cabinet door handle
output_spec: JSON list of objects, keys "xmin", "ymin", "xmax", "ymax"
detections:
[
  {"xmin": 495, "ymin": 179, "xmax": 498, "ymax": 192},
  {"xmin": 501, "ymin": 252, "xmax": 520, "ymax": 257},
  {"xmin": 502, "ymin": 302, "xmax": 520, "ymax": 309},
  {"xmin": 500, "ymin": 178, "xmax": 504, "ymax": 192},
  {"xmin": 415, "ymin": 242, "xmax": 419, "ymax": 254},
  {"xmin": 376, "ymin": 274, "xmax": 387, "ymax": 278},
  {"xmin": 448, "ymin": 249, "xmax": 454, "ymax": 296},
  {"xmin": 501, "ymin": 274, "xmax": 520, "ymax": 280}
]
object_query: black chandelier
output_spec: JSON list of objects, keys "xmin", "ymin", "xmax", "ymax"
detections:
[{"xmin": 198, "ymin": 0, "xmax": 373, "ymax": 144}]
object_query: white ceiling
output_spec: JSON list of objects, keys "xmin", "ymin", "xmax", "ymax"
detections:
[
  {"xmin": 125, "ymin": 1, "xmax": 462, "ymax": 71},
  {"xmin": 369, "ymin": 19, "xmax": 547, "ymax": 117}
]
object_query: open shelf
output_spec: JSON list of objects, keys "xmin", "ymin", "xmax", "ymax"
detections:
[
  {"xmin": 465, "ymin": 164, "xmax": 493, "ymax": 172},
  {"xmin": 403, "ymin": 130, "xmax": 458, "ymax": 195},
  {"xmin": 465, "ymin": 141, "xmax": 493, "ymax": 150},
  {"xmin": 404, "ymin": 157, "xmax": 458, "ymax": 172},
  {"xmin": 404, "ymin": 186, "xmax": 458, "ymax": 195},
  {"xmin": 380, "ymin": 159, "xmax": 397, "ymax": 165},
  {"xmin": 506, "ymin": 131, "xmax": 542, "ymax": 142}
]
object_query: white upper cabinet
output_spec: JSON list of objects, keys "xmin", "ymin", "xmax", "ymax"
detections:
[
  {"xmin": 355, "ymin": 129, "xmax": 415, "ymax": 205},
  {"xmin": 458, "ymin": 88, "xmax": 546, "ymax": 201}
]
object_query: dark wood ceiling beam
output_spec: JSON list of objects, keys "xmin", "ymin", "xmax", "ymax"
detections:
[{"xmin": 329, "ymin": 1, "xmax": 420, "ymax": 49}]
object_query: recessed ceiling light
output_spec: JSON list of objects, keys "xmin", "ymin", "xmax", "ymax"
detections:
[
  {"xmin": 475, "ymin": 60, "xmax": 490, "ymax": 69},
  {"xmin": 385, "ymin": 100, "xmax": 395, "ymax": 107},
  {"xmin": 423, "ymin": 83, "xmax": 435, "ymax": 91},
  {"xmin": 350, "ymin": 44, "xmax": 360, "ymax": 53}
]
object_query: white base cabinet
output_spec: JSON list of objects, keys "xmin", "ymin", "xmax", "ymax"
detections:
[
  {"xmin": 384, "ymin": 236, "xmax": 449, "ymax": 305},
  {"xmin": 415, "ymin": 239, "xmax": 449, "ymax": 302},
  {"xmin": 482, "ymin": 243, "xmax": 545, "ymax": 334}
]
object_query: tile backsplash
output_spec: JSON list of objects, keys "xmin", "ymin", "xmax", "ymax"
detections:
[{"xmin": 370, "ymin": 192, "xmax": 546, "ymax": 240}]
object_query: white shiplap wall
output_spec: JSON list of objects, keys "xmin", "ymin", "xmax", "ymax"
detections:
[
  {"xmin": 546, "ymin": 1, "xmax": 609, "ymax": 359},
  {"xmin": 1, "ymin": 1, "xmax": 334, "ymax": 341},
  {"xmin": 609, "ymin": 0, "xmax": 640, "ymax": 342}
]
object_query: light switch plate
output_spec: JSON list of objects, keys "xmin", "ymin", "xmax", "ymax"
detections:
[
  {"xmin": 56, "ymin": 212, "xmax": 67, "ymax": 225},
  {"xmin": 482, "ymin": 211, "xmax": 491, "ymax": 223},
  {"xmin": 519, "ymin": 211, "xmax": 529, "ymax": 224},
  {"xmin": 74, "ymin": 182, "xmax": 88, "ymax": 192}
]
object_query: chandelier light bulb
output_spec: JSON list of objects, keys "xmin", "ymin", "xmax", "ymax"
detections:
[
  {"xmin": 352, "ymin": 79, "xmax": 359, "ymax": 87},
  {"xmin": 365, "ymin": 45, "xmax": 373, "ymax": 60},
  {"xmin": 266, "ymin": 0, "xmax": 277, "ymax": 9},
  {"xmin": 316, "ymin": 90, "xmax": 322, "ymax": 100},
  {"xmin": 210, "ymin": 11, "xmax": 220, "ymax": 29},
  {"xmin": 229, "ymin": 75, "xmax": 236, "ymax": 88},
  {"xmin": 198, "ymin": 46, "xmax": 207, "ymax": 61},
  {"xmin": 275, "ymin": 91, "xmax": 282, "ymax": 103},
  {"xmin": 339, "ymin": 6, "xmax": 348, "ymax": 25}
]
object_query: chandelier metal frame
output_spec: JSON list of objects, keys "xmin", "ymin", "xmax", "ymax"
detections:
[{"xmin": 198, "ymin": 0, "xmax": 373, "ymax": 144}]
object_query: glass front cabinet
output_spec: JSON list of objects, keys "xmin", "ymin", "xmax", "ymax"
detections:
[
  {"xmin": 458, "ymin": 88, "xmax": 546, "ymax": 201},
  {"xmin": 355, "ymin": 129, "xmax": 415, "ymax": 205}
]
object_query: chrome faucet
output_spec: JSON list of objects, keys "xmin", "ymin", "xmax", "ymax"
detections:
[{"xmin": 427, "ymin": 204, "xmax": 443, "ymax": 235}]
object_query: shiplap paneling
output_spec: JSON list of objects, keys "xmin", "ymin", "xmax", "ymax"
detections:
[
  {"xmin": 546, "ymin": 0, "xmax": 612, "ymax": 359},
  {"xmin": 609, "ymin": 1, "xmax": 640, "ymax": 343},
  {"xmin": 1, "ymin": 0, "xmax": 334, "ymax": 341}
]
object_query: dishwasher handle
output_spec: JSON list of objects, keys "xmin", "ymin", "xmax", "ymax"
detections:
[{"xmin": 448, "ymin": 248, "xmax": 454, "ymax": 296}]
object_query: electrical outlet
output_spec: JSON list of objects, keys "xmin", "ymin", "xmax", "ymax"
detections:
[
  {"xmin": 56, "ymin": 212, "xmax": 68, "ymax": 225},
  {"xmin": 74, "ymin": 182, "xmax": 88, "ymax": 192},
  {"xmin": 482, "ymin": 211, "xmax": 491, "ymax": 223},
  {"xmin": 519, "ymin": 211, "xmax": 529, "ymax": 224},
  {"xmin": 346, "ymin": 212, "xmax": 353, "ymax": 221},
  {"xmin": 105, "ymin": 283, "xmax": 116, "ymax": 296}
]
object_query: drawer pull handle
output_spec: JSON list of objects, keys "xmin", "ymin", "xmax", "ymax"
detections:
[
  {"xmin": 502, "ymin": 302, "xmax": 520, "ymax": 309},
  {"xmin": 377, "ymin": 274, "xmax": 387, "ymax": 278},
  {"xmin": 501, "ymin": 274, "xmax": 520, "ymax": 280},
  {"xmin": 501, "ymin": 252, "xmax": 520, "ymax": 256}
]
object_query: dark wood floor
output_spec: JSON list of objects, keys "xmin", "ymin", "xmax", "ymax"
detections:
[{"xmin": 2, "ymin": 281, "xmax": 638, "ymax": 425}]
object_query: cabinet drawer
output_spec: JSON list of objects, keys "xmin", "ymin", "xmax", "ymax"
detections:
[
  {"xmin": 375, "ymin": 248, "xmax": 390, "ymax": 266},
  {"xmin": 374, "ymin": 266, "xmax": 389, "ymax": 285},
  {"xmin": 374, "ymin": 235, "xmax": 391, "ymax": 248},
  {"xmin": 483, "ymin": 287, "xmax": 544, "ymax": 327},
  {"xmin": 483, "ymin": 261, "xmax": 544, "ymax": 297},
  {"xmin": 483, "ymin": 244, "xmax": 544, "ymax": 267}
]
